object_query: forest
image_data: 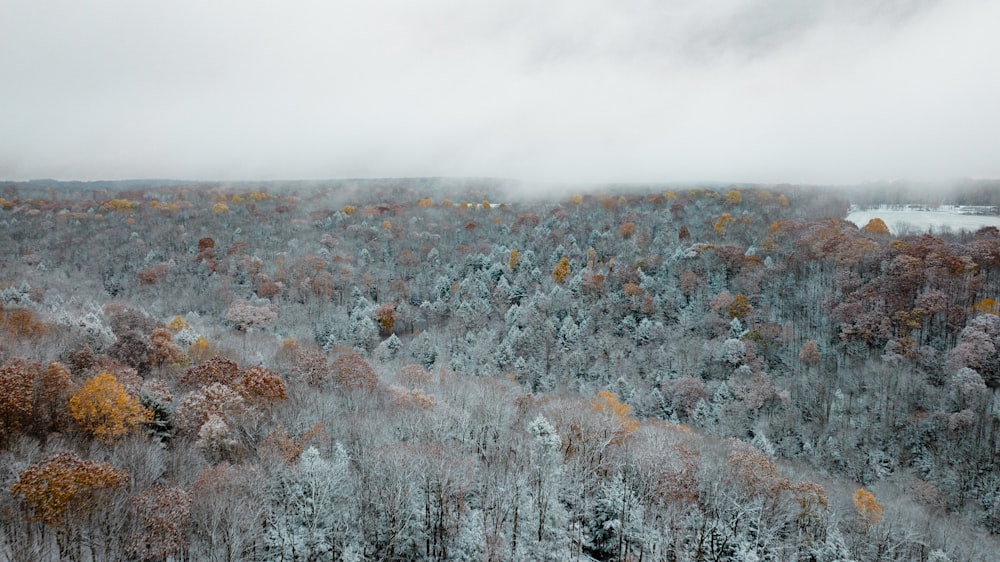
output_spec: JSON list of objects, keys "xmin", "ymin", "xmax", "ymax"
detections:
[{"xmin": 1, "ymin": 178, "xmax": 1000, "ymax": 561}]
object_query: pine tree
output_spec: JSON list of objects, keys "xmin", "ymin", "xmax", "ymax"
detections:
[{"xmin": 590, "ymin": 472, "xmax": 645, "ymax": 561}]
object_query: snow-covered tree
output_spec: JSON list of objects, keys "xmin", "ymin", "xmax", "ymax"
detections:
[{"xmin": 264, "ymin": 445, "xmax": 354, "ymax": 561}]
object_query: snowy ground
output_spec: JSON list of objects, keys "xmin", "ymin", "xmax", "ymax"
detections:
[{"xmin": 846, "ymin": 205, "xmax": 1000, "ymax": 235}]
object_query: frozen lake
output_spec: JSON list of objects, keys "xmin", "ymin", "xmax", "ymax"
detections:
[{"xmin": 846, "ymin": 206, "xmax": 1000, "ymax": 235}]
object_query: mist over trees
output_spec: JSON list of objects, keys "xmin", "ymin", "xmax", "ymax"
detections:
[
  {"xmin": 845, "ymin": 179, "xmax": 1000, "ymax": 209},
  {"xmin": 1, "ymin": 179, "xmax": 999, "ymax": 561}
]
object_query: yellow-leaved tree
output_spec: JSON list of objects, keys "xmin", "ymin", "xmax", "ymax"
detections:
[
  {"xmin": 728, "ymin": 293, "xmax": 752, "ymax": 320},
  {"xmin": 591, "ymin": 390, "xmax": 639, "ymax": 444},
  {"xmin": 553, "ymin": 257, "xmax": 571, "ymax": 284},
  {"xmin": 167, "ymin": 315, "xmax": 189, "ymax": 332},
  {"xmin": 713, "ymin": 213, "xmax": 734, "ymax": 236},
  {"xmin": 188, "ymin": 336, "xmax": 215, "ymax": 364},
  {"xmin": 509, "ymin": 248, "xmax": 521, "ymax": 271},
  {"xmin": 68, "ymin": 372, "xmax": 152, "ymax": 442},
  {"xmin": 853, "ymin": 488, "xmax": 883, "ymax": 531},
  {"xmin": 972, "ymin": 298, "xmax": 999, "ymax": 315}
]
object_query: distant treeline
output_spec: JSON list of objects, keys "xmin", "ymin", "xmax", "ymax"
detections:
[{"xmin": 844, "ymin": 179, "xmax": 1000, "ymax": 210}]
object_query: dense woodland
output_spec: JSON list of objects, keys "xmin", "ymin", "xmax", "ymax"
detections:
[{"xmin": 1, "ymin": 179, "xmax": 1000, "ymax": 561}]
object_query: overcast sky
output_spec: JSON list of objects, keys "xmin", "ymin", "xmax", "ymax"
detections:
[{"xmin": 1, "ymin": 0, "xmax": 998, "ymax": 185}]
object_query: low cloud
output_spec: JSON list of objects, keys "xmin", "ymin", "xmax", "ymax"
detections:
[{"xmin": 1, "ymin": 0, "xmax": 997, "ymax": 184}]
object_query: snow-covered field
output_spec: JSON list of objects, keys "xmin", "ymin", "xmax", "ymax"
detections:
[{"xmin": 846, "ymin": 205, "xmax": 1000, "ymax": 235}]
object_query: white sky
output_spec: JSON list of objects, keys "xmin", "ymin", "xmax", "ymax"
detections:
[{"xmin": 1, "ymin": 0, "xmax": 998, "ymax": 184}]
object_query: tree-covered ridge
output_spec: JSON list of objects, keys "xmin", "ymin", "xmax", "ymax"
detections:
[{"xmin": 0, "ymin": 180, "xmax": 999, "ymax": 560}]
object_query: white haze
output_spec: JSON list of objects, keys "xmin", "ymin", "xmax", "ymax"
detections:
[{"xmin": 1, "ymin": 0, "xmax": 998, "ymax": 185}]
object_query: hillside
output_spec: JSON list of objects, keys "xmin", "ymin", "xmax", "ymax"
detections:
[{"xmin": 1, "ymin": 179, "xmax": 999, "ymax": 561}]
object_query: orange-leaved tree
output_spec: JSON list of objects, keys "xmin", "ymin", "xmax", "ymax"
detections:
[
  {"xmin": 862, "ymin": 217, "xmax": 891, "ymax": 236},
  {"xmin": 376, "ymin": 304, "xmax": 396, "ymax": 336},
  {"xmin": 235, "ymin": 365, "xmax": 288, "ymax": 405},
  {"xmin": 10, "ymin": 452, "xmax": 129, "ymax": 526},
  {"xmin": 331, "ymin": 350, "xmax": 378, "ymax": 391},
  {"xmin": 792, "ymin": 481, "xmax": 829, "ymax": 534},
  {"xmin": 149, "ymin": 327, "xmax": 186, "ymax": 370},
  {"xmin": 0, "ymin": 359, "xmax": 73, "ymax": 441},
  {"xmin": 180, "ymin": 355, "xmax": 240, "ymax": 387},
  {"xmin": 727, "ymin": 441, "xmax": 790, "ymax": 502},
  {"xmin": 129, "ymin": 485, "xmax": 193, "ymax": 561},
  {"xmin": 0, "ymin": 358, "xmax": 40, "ymax": 443},
  {"xmin": 798, "ymin": 340, "xmax": 821, "ymax": 367},
  {"xmin": 36, "ymin": 362, "xmax": 72, "ymax": 435},
  {"xmin": 68, "ymin": 372, "xmax": 152, "ymax": 442},
  {"xmin": 1, "ymin": 308, "xmax": 49, "ymax": 338}
]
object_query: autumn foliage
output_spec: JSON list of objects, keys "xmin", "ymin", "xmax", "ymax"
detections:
[
  {"xmin": 552, "ymin": 256, "xmax": 571, "ymax": 284},
  {"xmin": 149, "ymin": 327, "xmax": 186, "ymax": 369},
  {"xmin": 376, "ymin": 303, "xmax": 397, "ymax": 335},
  {"xmin": 181, "ymin": 355, "xmax": 240, "ymax": 387},
  {"xmin": 508, "ymin": 248, "xmax": 521, "ymax": 270},
  {"xmin": 728, "ymin": 293, "xmax": 752, "ymax": 320},
  {"xmin": 260, "ymin": 422, "xmax": 328, "ymax": 465},
  {"xmin": 713, "ymin": 212, "xmax": 734, "ymax": 235},
  {"xmin": 331, "ymin": 350, "xmax": 378, "ymax": 391},
  {"xmin": 129, "ymin": 485, "xmax": 193, "ymax": 560},
  {"xmin": 4, "ymin": 180, "xmax": 1000, "ymax": 558},
  {"xmin": 11, "ymin": 452, "xmax": 129, "ymax": 526},
  {"xmin": 1, "ymin": 307, "xmax": 49, "ymax": 338},
  {"xmin": 0, "ymin": 358, "xmax": 73, "ymax": 442},
  {"xmin": 727, "ymin": 441, "xmax": 789, "ymax": 500},
  {"xmin": 175, "ymin": 382, "xmax": 248, "ymax": 436},
  {"xmin": 187, "ymin": 336, "xmax": 215, "ymax": 364},
  {"xmin": 591, "ymin": 390, "xmax": 639, "ymax": 443},
  {"xmin": 971, "ymin": 297, "xmax": 999, "ymax": 315},
  {"xmin": 68, "ymin": 372, "xmax": 153, "ymax": 442},
  {"xmin": 862, "ymin": 217, "xmax": 891, "ymax": 236},
  {"xmin": 798, "ymin": 339, "xmax": 821, "ymax": 366},
  {"xmin": 0, "ymin": 358, "xmax": 40, "ymax": 441},
  {"xmin": 235, "ymin": 365, "xmax": 288, "ymax": 404},
  {"xmin": 853, "ymin": 488, "xmax": 884, "ymax": 529}
]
